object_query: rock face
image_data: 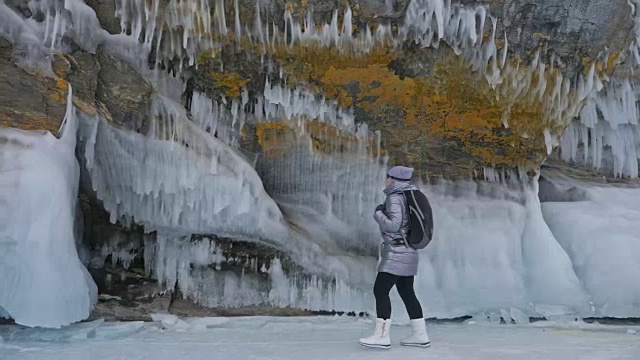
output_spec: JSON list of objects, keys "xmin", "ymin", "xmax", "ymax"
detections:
[
  {"xmin": 96, "ymin": 48, "xmax": 154, "ymax": 132},
  {"xmin": 467, "ymin": 0, "xmax": 635, "ymax": 74},
  {"xmin": 1, "ymin": 0, "xmax": 635, "ymax": 177},
  {"xmin": 0, "ymin": 39, "xmax": 68, "ymax": 137}
]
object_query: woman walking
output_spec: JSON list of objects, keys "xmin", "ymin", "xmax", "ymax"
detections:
[{"xmin": 359, "ymin": 166, "xmax": 430, "ymax": 349}]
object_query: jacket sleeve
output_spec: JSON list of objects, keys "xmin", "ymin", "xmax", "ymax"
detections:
[{"xmin": 373, "ymin": 193, "xmax": 404, "ymax": 234}]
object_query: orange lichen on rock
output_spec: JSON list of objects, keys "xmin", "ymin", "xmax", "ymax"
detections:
[
  {"xmin": 36, "ymin": 76, "xmax": 69, "ymax": 105},
  {"xmin": 256, "ymin": 119, "xmax": 376, "ymax": 159},
  {"xmin": 256, "ymin": 122, "xmax": 294, "ymax": 157},
  {"xmin": 304, "ymin": 120, "xmax": 376, "ymax": 156},
  {"xmin": 302, "ymin": 50, "xmax": 547, "ymax": 168},
  {"xmin": 52, "ymin": 54, "xmax": 71, "ymax": 78},
  {"xmin": 210, "ymin": 71, "xmax": 250, "ymax": 98},
  {"xmin": 597, "ymin": 50, "xmax": 622, "ymax": 75},
  {"xmin": 0, "ymin": 109, "xmax": 61, "ymax": 136},
  {"xmin": 273, "ymin": 45, "xmax": 397, "ymax": 107}
]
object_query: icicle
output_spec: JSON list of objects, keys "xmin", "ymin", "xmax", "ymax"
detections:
[
  {"xmin": 234, "ymin": 0, "xmax": 241, "ymax": 41},
  {"xmin": 214, "ymin": 0, "xmax": 227, "ymax": 36}
]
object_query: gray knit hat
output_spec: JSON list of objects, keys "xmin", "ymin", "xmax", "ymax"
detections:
[{"xmin": 387, "ymin": 166, "xmax": 414, "ymax": 182}]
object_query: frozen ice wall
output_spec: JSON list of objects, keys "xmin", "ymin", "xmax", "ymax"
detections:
[
  {"xmin": 404, "ymin": 176, "xmax": 591, "ymax": 321},
  {"xmin": 135, "ymin": 168, "xmax": 631, "ymax": 322},
  {"xmin": 542, "ymin": 182, "xmax": 640, "ymax": 317},
  {"xmin": 0, "ymin": 88, "xmax": 98, "ymax": 328}
]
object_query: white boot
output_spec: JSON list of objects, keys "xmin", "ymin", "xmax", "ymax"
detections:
[
  {"xmin": 359, "ymin": 318, "xmax": 391, "ymax": 349},
  {"xmin": 400, "ymin": 318, "xmax": 431, "ymax": 347}
]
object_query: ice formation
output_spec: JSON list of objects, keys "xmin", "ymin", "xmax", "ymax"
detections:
[
  {"xmin": 78, "ymin": 102, "xmax": 288, "ymax": 240},
  {"xmin": 409, "ymin": 177, "xmax": 591, "ymax": 320},
  {"xmin": 559, "ymin": 79, "xmax": 640, "ymax": 178},
  {"xmin": 542, "ymin": 185, "xmax": 640, "ymax": 317},
  {"xmin": 0, "ymin": 88, "xmax": 98, "ymax": 328},
  {"xmin": 94, "ymin": 229, "xmax": 140, "ymax": 270},
  {"xmin": 142, "ymin": 173, "xmax": 640, "ymax": 321}
]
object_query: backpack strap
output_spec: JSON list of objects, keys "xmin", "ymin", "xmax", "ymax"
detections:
[{"xmin": 399, "ymin": 191, "xmax": 411, "ymax": 248}]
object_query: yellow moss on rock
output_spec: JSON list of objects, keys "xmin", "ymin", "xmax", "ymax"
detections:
[
  {"xmin": 210, "ymin": 71, "xmax": 249, "ymax": 98},
  {"xmin": 273, "ymin": 45, "xmax": 397, "ymax": 104},
  {"xmin": 298, "ymin": 50, "xmax": 547, "ymax": 168},
  {"xmin": 256, "ymin": 122, "xmax": 293, "ymax": 157},
  {"xmin": 256, "ymin": 119, "xmax": 376, "ymax": 159}
]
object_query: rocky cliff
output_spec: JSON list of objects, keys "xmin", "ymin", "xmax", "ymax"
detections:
[{"xmin": 1, "ymin": 0, "xmax": 639, "ymax": 327}]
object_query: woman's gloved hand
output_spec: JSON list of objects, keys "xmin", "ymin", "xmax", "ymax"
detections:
[{"xmin": 375, "ymin": 204, "xmax": 385, "ymax": 212}]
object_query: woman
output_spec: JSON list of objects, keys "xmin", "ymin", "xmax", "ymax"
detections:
[{"xmin": 358, "ymin": 166, "xmax": 430, "ymax": 349}]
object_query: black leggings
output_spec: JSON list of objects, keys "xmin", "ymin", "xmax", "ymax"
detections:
[{"xmin": 374, "ymin": 272, "xmax": 423, "ymax": 320}]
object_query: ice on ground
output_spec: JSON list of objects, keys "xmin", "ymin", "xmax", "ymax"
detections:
[
  {"xmin": 0, "ymin": 88, "xmax": 97, "ymax": 328},
  {"xmin": 542, "ymin": 186, "xmax": 640, "ymax": 317},
  {"xmin": 1, "ymin": 316, "xmax": 638, "ymax": 360},
  {"xmin": 0, "ymin": 319, "xmax": 104, "ymax": 343},
  {"xmin": 0, "ymin": 319, "xmax": 146, "ymax": 343}
]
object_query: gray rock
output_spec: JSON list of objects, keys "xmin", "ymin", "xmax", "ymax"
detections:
[
  {"xmin": 462, "ymin": 0, "xmax": 635, "ymax": 75},
  {"xmin": 66, "ymin": 51, "xmax": 101, "ymax": 108},
  {"xmin": 84, "ymin": 0, "xmax": 122, "ymax": 35},
  {"xmin": 0, "ymin": 38, "xmax": 67, "ymax": 136},
  {"xmin": 96, "ymin": 47, "xmax": 154, "ymax": 132}
]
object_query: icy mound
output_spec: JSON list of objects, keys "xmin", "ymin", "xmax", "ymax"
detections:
[
  {"xmin": 542, "ymin": 186, "xmax": 640, "ymax": 317},
  {"xmin": 410, "ymin": 179, "xmax": 590, "ymax": 320},
  {"xmin": 0, "ymin": 89, "xmax": 97, "ymax": 328}
]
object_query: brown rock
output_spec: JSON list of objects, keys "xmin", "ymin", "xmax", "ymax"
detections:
[
  {"xmin": 0, "ymin": 38, "xmax": 69, "ymax": 137},
  {"xmin": 96, "ymin": 47, "xmax": 154, "ymax": 132}
]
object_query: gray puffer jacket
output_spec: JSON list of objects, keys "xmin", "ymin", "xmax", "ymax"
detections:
[{"xmin": 373, "ymin": 181, "xmax": 419, "ymax": 277}]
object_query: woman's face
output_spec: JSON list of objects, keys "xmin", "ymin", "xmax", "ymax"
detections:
[{"xmin": 385, "ymin": 177, "xmax": 392, "ymax": 186}]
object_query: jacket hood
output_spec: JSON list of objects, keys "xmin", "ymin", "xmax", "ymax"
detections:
[{"xmin": 383, "ymin": 181, "xmax": 419, "ymax": 196}]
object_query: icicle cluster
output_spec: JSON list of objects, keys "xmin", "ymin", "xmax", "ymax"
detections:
[
  {"xmin": 144, "ymin": 236, "xmax": 371, "ymax": 313},
  {"xmin": 190, "ymin": 91, "xmax": 248, "ymax": 147},
  {"xmin": 144, "ymin": 233, "xmax": 224, "ymax": 296},
  {"xmin": 256, "ymin": 136, "xmax": 386, "ymax": 253},
  {"xmin": 266, "ymin": 258, "xmax": 369, "ymax": 312},
  {"xmin": 559, "ymin": 79, "xmax": 640, "ymax": 178},
  {"xmin": 20, "ymin": 0, "xmax": 105, "ymax": 53},
  {"xmin": 96, "ymin": 230, "xmax": 140, "ymax": 270},
  {"xmin": 259, "ymin": 79, "xmax": 357, "ymax": 133},
  {"xmin": 259, "ymin": 0, "xmax": 602, "ymax": 146},
  {"xmin": 78, "ymin": 97, "xmax": 288, "ymax": 240},
  {"xmin": 0, "ymin": 4, "xmax": 50, "ymax": 72}
]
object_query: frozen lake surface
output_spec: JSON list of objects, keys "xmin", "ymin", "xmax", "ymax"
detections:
[{"xmin": 1, "ymin": 316, "xmax": 639, "ymax": 360}]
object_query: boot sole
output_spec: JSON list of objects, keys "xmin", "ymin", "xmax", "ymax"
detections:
[
  {"xmin": 401, "ymin": 342, "xmax": 431, "ymax": 348},
  {"xmin": 359, "ymin": 342, "xmax": 391, "ymax": 349}
]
